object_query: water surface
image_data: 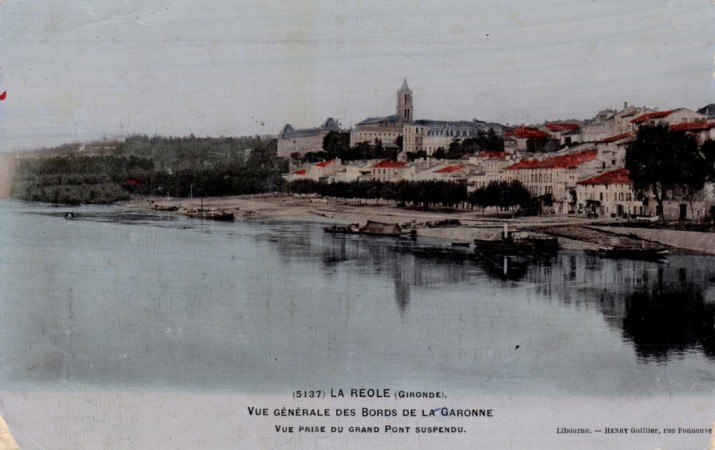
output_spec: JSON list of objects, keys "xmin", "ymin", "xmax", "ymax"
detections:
[{"xmin": 1, "ymin": 200, "xmax": 714, "ymax": 396}]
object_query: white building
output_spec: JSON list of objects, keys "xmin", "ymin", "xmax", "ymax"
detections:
[
  {"xmin": 630, "ymin": 108, "xmax": 706, "ymax": 128},
  {"xmin": 576, "ymin": 169, "xmax": 646, "ymax": 217},
  {"xmin": 581, "ymin": 104, "xmax": 651, "ymax": 143},
  {"xmin": 502, "ymin": 149, "xmax": 609, "ymax": 214},
  {"xmin": 371, "ymin": 160, "xmax": 408, "ymax": 182},
  {"xmin": 402, "ymin": 120, "xmax": 504, "ymax": 155},
  {"xmin": 350, "ymin": 80, "xmax": 413, "ymax": 148},
  {"xmin": 467, "ymin": 152, "xmax": 515, "ymax": 191},
  {"xmin": 283, "ymin": 159, "xmax": 340, "ymax": 182},
  {"xmin": 277, "ymin": 118, "xmax": 342, "ymax": 159}
]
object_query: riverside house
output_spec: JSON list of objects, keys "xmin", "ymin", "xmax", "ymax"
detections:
[
  {"xmin": 576, "ymin": 168, "xmax": 645, "ymax": 217},
  {"xmin": 284, "ymin": 159, "xmax": 340, "ymax": 182},
  {"xmin": 371, "ymin": 160, "xmax": 408, "ymax": 182},
  {"xmin": 502, "ymin": 149, "xmax": 607, "ymax": 214}
]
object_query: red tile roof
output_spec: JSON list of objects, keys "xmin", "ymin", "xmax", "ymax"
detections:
[
  {"xmin": 631, "ymin": 110, "xmax": 674, "ymax": 124},
  {"xmin": 294, "ymin": 169, "xmax": 307, "ymax": 175},
  {"xmin": 505, "ymin": 127, "xmax": 552, "ymax": 139},
  {"xmin": 373, "ymin": 160, "xmax": 406, "ymax": 169},
  {"xmin": 477, "ymin": 151, "xmax": 510, "ymax": 160},
  {"xmin": 669, "ymin": 121, "xmax": 715, "ymax": 132},
  {"xmin": 545, "ymin": 123, "xmax": 580, "ymax": 132},
  {"xmin": 435, "ymin": 164, "xmax": 464, "ymax": 174},
  {"xmin": 316, "ymin": 159, "xmax": 334, "ymax": 167},
  {"xmin": 600, "ymin": 132, "xmax": 633, "ymax": 143},
  {"xmin": 505, "ymin": 149, "xmax": 598, "ymax": 170},
  {"xmin": 577, "ymin": 169, "xmax": 632, "ymax": 186}
]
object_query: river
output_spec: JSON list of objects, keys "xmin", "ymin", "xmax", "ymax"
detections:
[{"xmin": 1, "ymin": 199, "xmax": 714, "ymax": 397}]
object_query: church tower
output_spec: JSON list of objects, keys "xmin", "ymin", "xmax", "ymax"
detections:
[{"xmin": 396, "ymin": 79, "xmax": 413, "ymax": 122}]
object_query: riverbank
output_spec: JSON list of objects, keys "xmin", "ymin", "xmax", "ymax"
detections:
[{"xmin": 122, "ymin": 194, "xmax": 715, "ymax": 255}]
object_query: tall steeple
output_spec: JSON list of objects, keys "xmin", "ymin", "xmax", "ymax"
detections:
[{"xmin": 397, "ymin": 79, "xmax": 413, "ymax": 122}]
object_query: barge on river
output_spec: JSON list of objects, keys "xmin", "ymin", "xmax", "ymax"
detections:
[
  {"xmin": 585, "ymin": 246, "xmax": 669, "ymax": 261},
  {"xmin": 181, "ymin": 209, "xmax": 235, "ymax": 221},
  {"xmin": 324, "ymin": 221, "xmax": 416, "ymax": 239},
  {"xmin": 473, "ymin": 224, "xmax": 558, "ymax": 256}
]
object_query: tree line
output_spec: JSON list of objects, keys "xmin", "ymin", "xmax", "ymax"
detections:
[
  {"xmin": 286, "ymin": 178, "xmax": 535, "ymax": 213},
  {"xmin": 12, "ymin": 135, "xmax": 287, "ymax": 204},
  {"xmin": 300, "ymin": 133, "xmax": 399, "ymax": 163},
  {"xmin": 12, "ymin": 155, "xmax": 153, "ymax": 204}
]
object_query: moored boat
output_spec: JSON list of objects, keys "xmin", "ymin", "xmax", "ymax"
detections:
[
  {"xmin": 182, "ymin": 209, "xmax": 235, "ymax": 221},
  {"xmin": 324, "ymin": 224, "xmax": 360, "ymax": 234},
  {"xmin": 585, "ymin": 246, "xmax": 669, "ymax": 260},
  {"xmin": 473, "ymin": 238, "xmax": 536, "ymax": 255},
  {"xmin": 474, "ymin": 224, "xmax": 558, "ymax": 256},
  {"xmin": 324, "ymin": 221, "xmax": 416, "ymax": 239}
]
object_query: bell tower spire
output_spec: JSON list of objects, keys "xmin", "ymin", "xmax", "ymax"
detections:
[{"xmin": 397, "ymin": 79, "xmax": 413, "ymax": 122}]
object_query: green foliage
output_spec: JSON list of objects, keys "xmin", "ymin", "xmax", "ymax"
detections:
[
  {"xmin": 14, "ymin": 182, "xmax": 130, "ymax": 204},
  {"xmin": 467, "ymin": 180, "xmax": 534, "ymax": 212},
  {"xmin": 321, "ymin": 138, "xmax": 398, "ymax": 162},
  {"xmin": 12, "ymin": 155, "xmax": 153, "ymax": 204},
  {"xmin": 128, "ymin": 135, "xmax": 285, "ymax": 197},
  {"xmin": 404, "ymin": 150, "xmax": 427, "ymax": 162},
  {"xmin": 321, "ymin": 131, "xmax": 350, "ymax": 159},
  {"xmin": 302, "ymin": 151, "xmax": 328, "ymax": 163},
  {"xmin": 285, "ymin": 179, "xmax": 467, "ymax": 210},
  {"xmin": 12, "ymin": 135, "xmax": 287, "ymax": 204},
  {"xmin": 119, "ymin": 134, "xmax": 264, "ymax": 171},
  {"xmin": 432, "ymin": 129, "xmax": 505, "ymax": 160},
  {"xmin": 626, "ymin": 124, "xmax": 711, "ymax": 218}
]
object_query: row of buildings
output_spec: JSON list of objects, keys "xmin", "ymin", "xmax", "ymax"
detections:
[{"xmin": 279, "ymin": 81, "xmax": 715, "ymax": 220}]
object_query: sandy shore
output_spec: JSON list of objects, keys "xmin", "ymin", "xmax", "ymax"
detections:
[{"xmin": 123, "ymin": 194, "xmax": 715, "ymax": 255}]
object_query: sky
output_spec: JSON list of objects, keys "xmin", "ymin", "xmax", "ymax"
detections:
[{"xmin": 0, "ymin": 0, "xmax": 713, "ymax": 152}]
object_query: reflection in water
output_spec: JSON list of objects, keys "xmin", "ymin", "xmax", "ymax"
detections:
[
  {"xmin": 623, "ymin": 280, "xmax": 715, "ymax": 362},
  {"xmin": 267, "ymin": 228, "xmax": 715, "ymax": 364},
  {"xmin": 263, "ymin": 228, "xmax": 482, "ymax": 311},
  {"xmin": 4, "ymin": 201, "xmax": 715, "ymax": 395}
]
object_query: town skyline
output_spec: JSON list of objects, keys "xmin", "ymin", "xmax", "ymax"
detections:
[{"xmin": 0, "ymin": 0, "xmax": 713, "ymax": 152}]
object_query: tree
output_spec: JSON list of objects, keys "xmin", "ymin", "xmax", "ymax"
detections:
[
  {"xmin": 679, "ymin": 139, "xmax": 715, "ymax": 217},
  {"xmin": 468, "ymin": 180, "xmax": 533, "ymax": 214},
  {"xmin": 625, "ymin": 124, "xmax": 702, "ymax": 219},
  {"xmin": 395, "ymin": 135, "xmax": 404, "ymax": 153},
  {"xmin": 405, "ymin": 150, "xmax": 427, "ymax": 162},
  {"xmin": 322, "ymin": 131, "xmax": 350, "ymax": 159},
  {"xmin": 446, "ymin": 138, "xmax": 463, "ymax": 159}
]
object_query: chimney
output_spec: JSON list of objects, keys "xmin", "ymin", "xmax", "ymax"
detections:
[{"xmin": 624, "ymin": 101, "xmax": 628, "ymax": 109}]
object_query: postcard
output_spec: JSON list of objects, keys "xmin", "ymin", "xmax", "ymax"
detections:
[{"xmin": 1, "ymin": 1, "xmax": 714, "ymax": 449}]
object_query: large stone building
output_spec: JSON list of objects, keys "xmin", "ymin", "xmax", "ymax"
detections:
[
  {"xmin": 350, "ymin": 80, "xmax": 413, "ymax": 148},
  {"xmin": 351, "ymin": 80, "xmax": 504, "ymax": 156},
  {"xmin": 402, "ymin": 120, "xmax": 504, "ymax": 155},
  {"xmin": 277, "ymin": 118, "xmax": 341, "ymax": 159}
]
